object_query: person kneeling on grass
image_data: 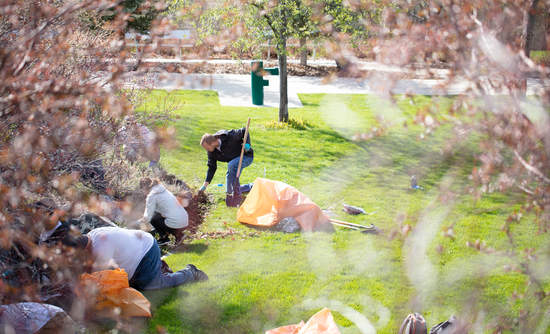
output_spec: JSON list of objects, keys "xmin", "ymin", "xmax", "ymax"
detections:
[
  {"xmin": 199, "ymin": 128, "xmax": 254, "ymax": 196},
  {"xmin": 138, "ymin": 177, "xmax": 189, "ymax": 243},
  {"xmin": 56, "ymin": 226, "xmax": 207, "ymax": 290}
]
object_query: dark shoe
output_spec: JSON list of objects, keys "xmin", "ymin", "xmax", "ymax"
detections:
[
  {"xmin": 240, "ymin": 183, "xmax": 253, "ymax": 193},
  {"xmin": 186, "ymin": 264, "xmax": 208, "ymax": 282}
]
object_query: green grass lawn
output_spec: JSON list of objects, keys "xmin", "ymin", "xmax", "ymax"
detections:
[{"xmin": 138, "ymin": 90, "xmax": 550, "ymax": 333}]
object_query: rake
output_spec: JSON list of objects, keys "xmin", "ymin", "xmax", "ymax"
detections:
[{"xmin": 226, "ymin": 117, "xmax": 251, "ymax": 207}]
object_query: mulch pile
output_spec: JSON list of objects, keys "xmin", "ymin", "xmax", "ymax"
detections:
[
  {"xmin": 184, "ymin": 191, "xmax": 212, "ymax": 235},
  {"xmin": 141, "ymin": 59, "xmax": 450, "ymax": 79}
]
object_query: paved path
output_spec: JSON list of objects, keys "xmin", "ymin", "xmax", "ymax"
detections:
[
  {"xmin": 132, "ymin": 72, "xmax": 548, "ymax": 108},
  {"xmin": 125, "ymin": 59, "xmax": 550, "ymax": 108},
  {"xmin": 137, "ymin": 72, "xmax": 476, "ymax": 108}
]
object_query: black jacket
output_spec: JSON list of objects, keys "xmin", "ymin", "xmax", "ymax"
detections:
[{"xmin": 205, "ymin": 127, "xmax": 253, "ymax": 183}]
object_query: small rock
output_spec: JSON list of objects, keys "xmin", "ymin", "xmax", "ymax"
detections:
[
  {"xmin": 343, "ymin": 204, "xmax": 366, "ymax": 215},
  {"xmin": 274, "ymin": 217, "xmax": 301, "ymax": 233},
  {"xmin": 0, "ymin": 302, "xmax": 77, "ymax": 334}
]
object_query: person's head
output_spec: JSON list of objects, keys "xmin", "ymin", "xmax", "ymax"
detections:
[
  {"xmin": 200, "ymin": 133, "xmax": 219, "ymax": 152},
  {"xmin": 139, "ymin": 177, "xmax": 160, "ymax": 192},
  {"xmin": 43, "ymin": 221, "xmax": 89, "ymax": 249},
  {"xmin": 62, "ymin": 234, "xmax": 90, "ymax": 250}
]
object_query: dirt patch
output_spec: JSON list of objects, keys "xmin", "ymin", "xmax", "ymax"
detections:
[
  {"xmin": 109, "ymin": 188, "xmax": 213, "ymax": 239},
  {"xmin": 118, "ymin": 189, "xmax": 212, "ymax": 235},
  {"xmin": 100, "ymin": 165, "xmax": 213, "ymax": 234},
  {"xmin": 184, "ymin": 191, "xmax": 213, "ymax": 235},
  {"xmin": 197, "ymin": 230, "xmax": 261, "ymax": 240}
]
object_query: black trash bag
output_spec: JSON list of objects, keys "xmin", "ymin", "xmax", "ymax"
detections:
[
  {"xmin": 0, "ymin": 302, "xmax": 76, "ymax": 334},
  {"xmin": 40, "ymin": 213, "xmax": 116, "ymax": 247},
  {"xmin": 67, "ymin": 213, "xmax": 117, "ymax": 234},
  {"xmin": 399, "ymin": 313, "xmax": 427, "ymax": 334}
]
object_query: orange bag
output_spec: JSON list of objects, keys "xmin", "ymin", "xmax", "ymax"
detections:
[
  {"xmin": 237, "ymin": 178, "xmax": 330, "ymax": 231},
  {"xmin": 266, "ymin": 322, "xmax": 304, "ymax": 334},
  {"xmin": 266, "ymin": 308, "xmax": 341, "ymax": 334},
  {"xmin": 80, "ymin": 268, "xmax": 151, "ymax": 318}
]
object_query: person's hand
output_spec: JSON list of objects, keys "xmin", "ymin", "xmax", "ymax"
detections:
[{"xmin": 244, "ymin": 143, "xmax": 251, "ymax": 151}]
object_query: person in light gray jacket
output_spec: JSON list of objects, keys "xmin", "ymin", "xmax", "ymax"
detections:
[
  {"xmin": 51, "ymin": 226, "xmax": 208, "ymax": 290},
  {"xmin": 138, "ymin": 178, "xmax": 188, "ymax": 242}
]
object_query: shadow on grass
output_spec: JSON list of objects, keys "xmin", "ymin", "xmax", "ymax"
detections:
[
  {"xmin": 148, "ymin": 292, "xmax": 257, "ymax": 334},
  {"xmin": 314, "ymin": 129, "xmax": 352, "ymax": 144},
  {"xmin": 145, "ymin": 287, "xmax": 189, "ymax": 312},
  {"xmin": 171, "ymin": 243, "xmax": 209, "ymax": 254},
  {"xmin": 353, "ymin": 126, "xmax": 478, "ymax": 188},
  {"xmin": 298, "ymin": 94, "xmax": 321, "ymax": 108}
]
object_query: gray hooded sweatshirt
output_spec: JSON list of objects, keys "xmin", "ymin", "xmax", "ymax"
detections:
[{"xmin": 143, "ymin": 184, "xmax": 189, "ymax": 229}]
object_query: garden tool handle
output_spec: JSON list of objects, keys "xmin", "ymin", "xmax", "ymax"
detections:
[
  {"xmin": 236, "ymin": 118, "xmax": 251, "ymax": 179},
  {"xmin": 330, "ymin": 219, "xmax": 374, "ymax": 230}
]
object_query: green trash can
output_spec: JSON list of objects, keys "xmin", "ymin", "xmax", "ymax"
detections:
[{"xmin": 251, "ymin": 61, "xmax": 279, "ymax": 106}]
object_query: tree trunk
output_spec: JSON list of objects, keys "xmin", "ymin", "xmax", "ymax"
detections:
[
  {"xmin": 530, "ymin": 1, "xmax": 548, "ymax": 51},
  {"xmin": 524, "ymin": 0, "xmax": 547, "ymax": 56},
  {"xmin": 278, "ymin": 38, "xmax": 289, "ymax": 123},
  {"xmin": 299, "ymin": 37, "xmax": 307, "ymax": 66}
]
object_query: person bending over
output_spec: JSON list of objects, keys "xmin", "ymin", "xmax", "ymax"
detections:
[
  {"xmin": 199, "ymin": 127, "xmax": 253, "ymax": 195},
  {"xmin": 138, "ymin": 178, "xmax": 189, "ymax": 243},
  {"xmin": 60, "ymin": 226, "xmax": 207, "ymax": 290}
]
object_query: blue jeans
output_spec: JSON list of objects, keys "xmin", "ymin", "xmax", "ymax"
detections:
[
  {"xmin": 226, "ymin": 155, "xmax": 253, "ymax": 194},
  {"xmin": 129, "ymin": 240, "xmax": 195, "ymax": 291}
]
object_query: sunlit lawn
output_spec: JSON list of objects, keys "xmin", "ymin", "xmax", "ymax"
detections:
[{"xmin": 138, "ymin": 90, "xmax": 549, "ymax": 333}]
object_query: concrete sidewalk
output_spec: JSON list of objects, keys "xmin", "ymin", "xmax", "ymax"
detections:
[
  {"xmin": 126, "ymin": 71, "xmax": 550, "ymax": 108},
  {"xmin": 135, "ymin": 72, "xmax": 477, "ymax": 108}
]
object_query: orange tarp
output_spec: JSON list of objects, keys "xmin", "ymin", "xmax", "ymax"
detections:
[
  {"xmin": 237, "ymin": 178, "xmax": 330, "ymax": 232},
  {"xmin": 266, "ymin": 308, "xmax": 341, "ymax": 334},
  {"xmin": 80, "ymin": 268, "xmax": 151, "ymax": 318}
]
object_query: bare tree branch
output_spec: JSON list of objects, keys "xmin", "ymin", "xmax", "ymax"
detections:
[
  {"xmin": 514, "ymin": 150, "xmax": 550, "ymax": 184},
  {"xmin": 517, "ymin": 183, "xmax": 535, "ymax": 195}
]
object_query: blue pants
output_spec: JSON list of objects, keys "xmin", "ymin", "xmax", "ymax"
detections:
[
  {"xmin": 129, "ymin": 240, "xmax": 195, "ymax": 290},
  {"xmin": 226, "ymin": 155, "xmax": 253, "ymax": 194}
]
